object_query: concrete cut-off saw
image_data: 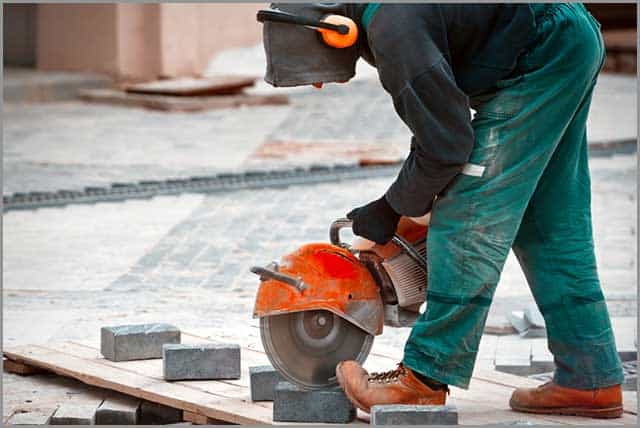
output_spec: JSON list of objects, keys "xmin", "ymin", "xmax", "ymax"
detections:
[{"xmin": 251, "ymin": 216, "xmax": 429, "ymax": 390}]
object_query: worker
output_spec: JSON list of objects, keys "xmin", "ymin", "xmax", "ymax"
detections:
[{"xmin": 257, "ymin": 3, "xmax": 624, "ymax": 418}]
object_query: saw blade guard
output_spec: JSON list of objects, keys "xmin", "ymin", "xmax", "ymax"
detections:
[{"xmin": 252, "ymin": 242, "xmax": 384, "ymax": 336}]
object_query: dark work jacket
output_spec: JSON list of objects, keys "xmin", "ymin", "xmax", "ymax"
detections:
[{"xmin": 345, "ymin": 3, "xmax": 536, "ymax": 216}]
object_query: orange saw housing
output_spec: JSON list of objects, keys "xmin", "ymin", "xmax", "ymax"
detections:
[{"xmin": 253, "ymin": 242, "xmax": 384, "ymax": 336}]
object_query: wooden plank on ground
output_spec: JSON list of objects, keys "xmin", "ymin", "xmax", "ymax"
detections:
[
  {"xmin": 79, "ymin": 89, "xmax": 288, "ymax": 112},
  {"xmin": 125, "ymin": 76, "xmax": 256, "ymax": 96},
  {"xmin": 3, "ymin": 344, "xmax": 271, "ymax": 424},
  {"xmin": 5, "ymin": 335, "xmax": 637, "ymax": 425},
  {"xmin": 3, "ymin": 357, "xmax": 48, "ymax": 375}
]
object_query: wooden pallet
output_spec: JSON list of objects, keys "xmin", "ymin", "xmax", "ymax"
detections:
[{"xmin": 4, "ymin": 333, "xmax": 637, "ymax": 425}]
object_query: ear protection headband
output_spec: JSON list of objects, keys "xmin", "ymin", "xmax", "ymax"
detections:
[{"xmin": 257, "ymin": 9, "xmax": 358, "ymax": 49}]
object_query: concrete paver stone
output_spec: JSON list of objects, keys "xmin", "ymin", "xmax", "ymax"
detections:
[
  {"xmin": 138, "ymin": 401, "xmax": 183, "ymax": 424},
  {"xmin": 249, "ymin": 365, "xmax": 284, "ymax": 402},
  {"xmin": 49, "ymin": 404, "xmax": 98, "ymax": 425},
  {"xmin": 523, "ymin": 304, "xmax": 545, "ymax": 329},
  {"xmin": 371, "ymin": 404, "xmax": 458, "ymax": 425},
  {"xmin": 506, "ymin": 311, "xmax": 530, "ymax": 335},
  {"xmin": 94, "ymin": 395, "xmax": 141, "ymax": 424},
  {"xmin": 101, "ymin": 323, "xmax": 181, "ymax": 362},
  {"xmin": 162, "ymin": 343, "xmax": 241, "ymax": 381},
  {"xmin": 6, "ymin": 408, "xmax": 57, "ymax": 425},
  {"xmin": 273, "ymin": 381, "xmax": 356, "ymax": 423}
]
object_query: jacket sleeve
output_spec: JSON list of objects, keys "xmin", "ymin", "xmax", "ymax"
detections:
[{"xmin": 367, "ymin": 7, "xmax": 475, "ymax": 217}]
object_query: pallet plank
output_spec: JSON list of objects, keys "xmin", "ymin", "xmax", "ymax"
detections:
[
  {"xmin": 3, "ymin": 344, "xmax": 271, "ymax": 424},
  {"xmin": 5, "ymin": 337, "xmax": 636, "ymax": 425},
  {"xmin": 3, "ymin": 357, "xmax": 47, "ymax": 375}
]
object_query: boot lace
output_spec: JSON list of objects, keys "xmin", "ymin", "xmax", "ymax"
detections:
[{"xmin": 368, "ymin": 363, "xmax": 407, "ymax": 384}]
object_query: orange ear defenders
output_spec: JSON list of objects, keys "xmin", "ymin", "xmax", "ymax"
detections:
[{"xmin": 257, "ymin": 9, "xmax": 358, "ymax": 49}]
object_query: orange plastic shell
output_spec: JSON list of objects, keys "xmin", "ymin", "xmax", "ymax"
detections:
[
  {"xmin": 253, "ymin": 242, "xmax": 384, "ymax": 336},
  {"xmin": 370, "ymin": 218, "xmax": 428, "ymax": 260},
  {"xmin": 318, "ymin": 14, "xmax": 359, "ymax": 49}
]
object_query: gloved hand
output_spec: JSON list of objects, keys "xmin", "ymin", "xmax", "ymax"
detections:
[{"xmin": 347, "ymin": 196, "xmax": 401, "ymax": 245}]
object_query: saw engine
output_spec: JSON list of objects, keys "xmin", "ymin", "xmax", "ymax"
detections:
[{"xmin": 251, "ymin": 217, "xmax": 428, "ymax": 389}]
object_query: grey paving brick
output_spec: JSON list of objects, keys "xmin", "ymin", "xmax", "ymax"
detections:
[
  {"xmin": 520, "ymin": 327, "xmax": 547, "ymax": 339},
  {"xmin": 506, "ymin": 311, "xmax": 529, "ymax": 334},
  {"xmin": 100, "ymin": 323, "xmax": 180, "ymax": 362},
  {"xmin": 494, "ymin": 357, "xmax": 531, "ymax": 376},
  {"xmin": 50, "ymin": 404, "xmax": 98, "ymax": 425},
  {"xmin": 530, "ymin": 357, "xmax": 555, "ymax": 374},
  {"xmin": 370, "ymin": 404, "xmax": 458, "ymax": 425},
  {"xmin": 138, "ymin": 401, "xmax": 183, "ymax": 424},
  {"xmin": 94, "ymin": 395, "xmax": 140, "ymax": 424},
  {"xmin": 622, "ymin": 376, "xmax": 637, "ymax": 391},
  {"xmin": 273, "ymin": 381, "xmax": 356, "ymax": 423},
  {"xmin": 622, "ymin": 361, "xmax": 637, "ymax": 391},
  {"xmin": 619, "ymin": 349, "xmax": 638, "ymax": 362},
  {"xmin": 162, "ymin": 343, "xmax": 240, "ymax": 381},
  {"xmin": 529, "ymin": 339, "xmax": 555, "ymax": 374},
  {"xmin": 249, "ymin": 365, "xmax": 284, "ymax": 401},
  {"xmin": 528, "ymin": 372, "xmax": 554, "ymax": 383},
  {"xmin": 523, "ymin": 304, "xmax": 545, "ymax": 329},
  {"xmin": 484, "ymin": 315, "xmax": 517, "ymax": 335},
  {"xmin": 7, "ymin": 408, "xmax": 57, "ymax": 425}
]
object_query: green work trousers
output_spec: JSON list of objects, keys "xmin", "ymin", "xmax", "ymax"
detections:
[{"xmin": 403, "ymin": 3, "xmax": 624, "ymax": 390}]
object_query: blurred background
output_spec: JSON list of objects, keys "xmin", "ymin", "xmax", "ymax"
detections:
[{"xmin": 3, "ymin": 3, "xmax": 636, "ymax": 80}]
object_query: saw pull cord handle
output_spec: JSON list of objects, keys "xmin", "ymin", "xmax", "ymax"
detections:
[
  {"xmin": 251, "ymin": 262, "xmax": 307, "ymax": 292},
  {"xmin": 329, "ymin": 218, "xmax": 427, "ymax": 274}
]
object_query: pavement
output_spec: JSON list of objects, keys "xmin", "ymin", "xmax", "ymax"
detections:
[
  {"xmin": 2, "ymin": 48, "xmax": 637, "ymax": 419},
  {"xmin": 3, "ymin": 56, "xmax": 636, "ymax": 194}
]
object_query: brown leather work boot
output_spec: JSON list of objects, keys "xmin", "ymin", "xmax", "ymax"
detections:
[
  {"xmin": 335, "ymin": 361, "xmax": 447, "ymax": 413},
  {"xmin": 509, "ymin": 381, "xmax": 623, "ymax": 418}
]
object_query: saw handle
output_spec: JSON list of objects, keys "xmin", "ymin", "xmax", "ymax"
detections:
[
  {"xmin": 250, "ymin": 262, "xmax": 307, "ymax": 292},
  {"xmin": 329, "ymin": 218, "xmax": 355, "ymax": 248},
  {"xmin": 329, "ymin": 218, "xmax": 426, "ymax": 273}
]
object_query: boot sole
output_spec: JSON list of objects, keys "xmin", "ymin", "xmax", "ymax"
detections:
[
  {"xmin": 335, "ymin": 363, "xmax": 372, "ymax": 414},
  {"xmin": 510, "ymin": 403, "xmax": 624, "ymax": 419}
]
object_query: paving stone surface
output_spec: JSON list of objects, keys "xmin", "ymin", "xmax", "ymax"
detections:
[
  {"xmin": 3, "ymin": 67, "xmax": 112, "ymax": 103},
  {"xmin": 3, "ymin": 72, "xmax": 635, "ymax": 194},
  {"xmin": 3, "ymin": 154, "xmax": 636, "ymax": 356}
]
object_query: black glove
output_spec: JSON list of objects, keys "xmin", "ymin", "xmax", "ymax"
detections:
[{"xmin": 347, "ymin": 196, "xmax": 401, "ymax": 244}]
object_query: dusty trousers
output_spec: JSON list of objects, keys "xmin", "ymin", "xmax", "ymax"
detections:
[{"xmin": 403, "ymin": 3, "xmax": 624, "ymax": 389}]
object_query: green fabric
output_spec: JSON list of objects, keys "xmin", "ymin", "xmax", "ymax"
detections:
[
  {"xmin": 403, "ymin": 3, "xmax": 624, "ymax": 390},
  {"xmin": 361, "ymin": 3, "xmax": 381, "ymax": 32}
]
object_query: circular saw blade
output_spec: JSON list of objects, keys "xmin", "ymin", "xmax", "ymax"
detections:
[{"xmin": 260, "ymin": 310, "xmax": 374, "ymax": 390}]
